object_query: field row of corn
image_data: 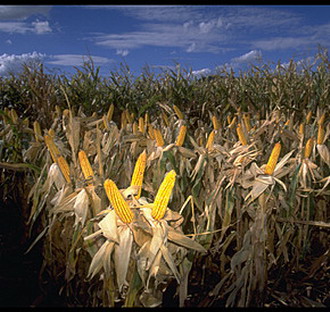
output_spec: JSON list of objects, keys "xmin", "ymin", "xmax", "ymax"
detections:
[{"xmin": 0, "ymin": 53, "xmax": 329, "ymax": 307}]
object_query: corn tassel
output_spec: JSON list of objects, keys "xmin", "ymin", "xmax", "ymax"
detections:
[
  {"xmin": 78, "ymin": 150, "xmax": 94, "ymax": 185},
  {"xmin": 306, "ymin": 110, "xmax": 312, "ymax": 124},
  {"xmin": 151, "ymin": 170, "xmax": 176, "ymax": 220},
  {"xmin": 304, "ymin": 138, "xmax": 314, "ymax": 159},
  {"xmin": 130, "ymin": 150, "xmax": 147, "ymax": 199},
  {"xmin": 317, "ymin": 124, "xmax": 325, "ymax": 145},
  {"xmin": 173, "ymin": 105, "xmax": 184, "ymax": 120},
  {"xmin": 44, "ymin": 135, "xmax": 61, "ymax": 162},
  {"xmin": 264, "ymin": 142, "xmax": 281, "ymax": 175},
  {"xmin": 154, "ymin": 128, "xmax": 164, "ymax": 147},
  {"xmin": 205, "ymin": 130, "xmax": 215, "ymax": 151},
  {"xmin": 56, "ymin": 156, "xmax": 71, "ymax": 183},
  {"xmin": 211, "ymin": 115, "xmax": 220, "ymax": 131},
  {"xmin": 175, "ymin": 125, "xmax": 187, "ymax": 146},
  {"xmin": 236, "ymin": 124, "xmax": 248, "ymax": 146},
  {"xmin": 104, "ymin": 179, "xmax": 133, "ymax": 223}
]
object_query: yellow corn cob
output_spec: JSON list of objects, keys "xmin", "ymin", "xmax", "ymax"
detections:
[
  {"xmin": 102, "ymin": 115, "xmax": 110, "ymax": 130},
  {"xmin": 211, "ymin": 115, "xmax": 220, "ymax": 131},
  {"xmin": 151, "ymin": 170, "xmax": 176, "ymax": 220},
  {"xmin": 162, "ymin": 112, "xmax": 169, "ymax": 127},
  {"xmin": 154, "ymin": 128, "xmax": 164, "ymax": 147},
  {"xmin": 78, "ymin": 150, "xmax": 94, "ymax": 184},
  {"xmin": 147, "ymin": 125, "xmax": 155, "ymax": 140},
  {"xmin": 236, "ymin": 124, "xmax": 248, "ymax": 146},
  {"xmin": 228, "ymin": 116, "xmax": 237, "ymax": 129},
  {"xmin": 243, "ymin": 114, "xmax": 251, "ymax": 132},
  {"xmin": 299, "ymin": 123, "xmax": 305, "ymax": 136},
  {"xmin": 284, "ymin": 119, "xmax": 290, "ymax": 126},
  {"xmin": 56, "ymin": 155, "xmax": 71, "ymax": 183},
  {"xmin": 173, "ymin": 105, "xmax": 184, "ymax": 120},
  {"xmin": 304, "ymin": 138, "xmax": 314, "ymax": 159},
  {"xmin": 317, "ymin": 124, "xmax": 325, "ymax": 145},
  {"xmin": 121, "ymin": 111, "xmax": 127, "ymax": 129},
  {"xmin": 318, "ymin": 113, "xmax": 326, "ymax": 127},
  {"xmin": 144, "ymin": 112, "xmax": 149, "ymax": 126},
  {"xmin": 138, "ymin": 117, "xmax": 145, "ymax": 134},
  {"xmin": 306, "ymin": 110, "xmax": 312, "ymax": 124},
  {"xmin": 132, "ymin": 121, "xmax": 138, "ymax": 134},
  {"xmin": 44, "ymin": 135, "xmax": 61, "ymax": 162},
  {"xmin": 104, "ymin": 179, "xmax": 133, "ymax": 223},
  {"xmin": 198, "ymin": 136, "xmax": 204, "ymax": 147},
  {"xmin": 227, "ymin": 115, "xmax": 232, "ymax": 125},
  {"xmin": 107, "ymin": 104, "xmax": 114, "ymax": 121},
  {"xmin": 175, "ymin": 125, "xmax": 187, "ymax": 146},
  {"xmin": 264, "ymin": 142, "xmax": 281, "ymax": 175},
  {"xmin": 48, "ymin": 128, "xmax": 55, "ymax": 138},
  {"xmin": 130, "ymin": 150, "xmax": 147, "ymax": 199},
  {"xmin": 205, "ymin": 130, "xmax": 215, "ymax": 151},
  {"xmin": 33, "ymin": 121, "xmax": 42, "ymax": 142}
]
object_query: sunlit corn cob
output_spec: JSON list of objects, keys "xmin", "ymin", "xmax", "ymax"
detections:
[
  {"xmin": 243, "ymin": 114, "xmax": 251, "ymax": 132},
  {"xmin": 306, "ymin": 110, "xmax": 312, "ymax": 124},
  {"xmin": 317, "ymin": 124, "xmax": 325, "ymax": 145},
  {"xmin": 151, "ymin": 170, "xmax": 176, "ymax": 220},
  {"xmin": 102, "ymin": 115, "xmax": 110, "ymax": 130},
  {"xmin": 284, "ymin": 119, "xmax": 290, "ymax": 127},
  {"xmin": 264, "ymin": 142, "xmax": 281, "ymax": 175},
  {"xmin": 107, "ymin": 104, "xmax": 114, "ymax": 121},
  {"xmin": 205, "ymin": 130, "xmax": 215, "ymax": 151},
  {"xmin": 162, "ymin": 112, "xmax": 169, "ymax": 127},
  {"xmin": 132, "ymin": 121, "xmax": 138, "ymax": 134},
  {"xmin": 144, "ymin": 112, "xmax": 149, "ymax": 126},
  {"xmin": 138, "ymin": 117, "xmax": 145, "ymax": 134},
  {"xmin": 48, "ymin": 128, "xmax": 55, "ymax": 137},
  {"xmin": 44, "ymin": 135, "xmax": 61, "ymax": 163},
  {"xmin": 130, "ymin": 150, "xmax": 147, "ymax": 199},
  {"xmin": 33, "ymin": 121, "xmax": 42, "ymax": 142},
  {"xmin": 154, "ymin": 128, "xmax": 165, "ymax": 147},
  {"xmin": 173, "ymin": 105, "xmax": 184, "ymax": 120},
  {"xmin": 304, "ymin": 138, "xmax": 314, "ymax": 159},
  {"xmin": 212, "ymin": 115, "xmax": 220, "ymax": 131},
  {"xmin": 104, "ymin": 179, "xmax": 133, "ymax": 223},
  {"xmin": 299, "ymin": 123, "xmax": 305, "ymax": 136},
  {"xmin": 227, "ymin": 115, "xmax": 232, "ymax": 125},
  {"xmin": 56, "ymin": 155, "xmax": 71, "ymax": 183},
  {"xmin": 236, "ymin": 124, "xmax": 248, "ymax": 146},
  {"xmin": 175, "ymin": 125, "xmax": 187, "ymax": 146},
  {"xmin": 318, "ymin": 113, "xmax": 326, "ymax": 127},
  {"xmin": 147, "ymin": 125, "xmax": 155, "ymax": 139},
  {"xmin": 78, "ymin": 150, "xmax": 94, "ymax": 185},
  {"xmin": 228, "ymin": 116, "xmax": 237, "ymax": 129}
]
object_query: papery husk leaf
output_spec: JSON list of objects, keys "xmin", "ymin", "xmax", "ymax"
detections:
[
  {"xmin": 317, "ymin": 144, "xmax": 330, "ymax": 165},
  {"xmin": 88, "ymin": 240, "xmax": 111, "ymax": 280},
  {"xmin": 273, "ymin": 149, "xmax": 295, "ymax": 175},
  {"xmin": 114, "ymin": 226, "xmax": 133, "ymax": 292},
  {"xmin": 98, "ymin": 209, "xmax": 119, "ymax": 244},
  {"xmin": 160, "ymin": 244, "xmax": 181, "ymax": 284},
  {"xmin": 245, "ymin": 180, "xmax": 269, "ymax": 202},
  {"xmin": 73, "ymin": 188, "xmax": 89, "ymax": 226}
]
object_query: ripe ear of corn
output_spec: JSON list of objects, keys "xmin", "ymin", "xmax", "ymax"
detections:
[
  {"xmin": 205, "ymin": 130, "xmax": 215, "ymax": 151},
  {"xmin": 243, "ymin": 114, "xmax": 251, "ymax": 132},
  {"xmin": 317, "ymin": 124, "xmax": 325, "ymax": 145},
  {"xmin": 299, "ymin": 123, "xmax": 305, "ymax": 136},
  {"xmin": 44, "ymin": 135, "xmax": 61, "ymax": 162},
  {"xmin": 236, "ymin": 124, "xmax": 248, "ymax": 146},
  {"xmin": 211, "ymin": 115, "xmax": 220, "ymax": 131},
  {"xmin": 173, "ymin": 105, "xmax": 184, "ymax": 120},
  {"xmin": 151, "ymin": 170, "xmax": 176, "ymax": 220},
  {"xmin": 175, "ymin": 125, "xmax": 187, "ymax": 146},
  {"xmin": 264, "ymin": 142, "xmax": 281, "ymax": 175},
  {"xmin": 162, "ymin": 112, "xmax": 169, "ymax": 127},
  {"xmin": 57, "ymin": 155, "xmax": 71, "ymax": 183},
  {"xmin": 138, "ymin": 117, "xmax": 145, "ymax": 134},
  {"xmin": 306, "ymin": 110, "xmax": 312, "ymax": 124},
  {"xmin": 304, "ymin": 138, "xmax": 314, "ymax": 159},
  {"xmin": 107, "ymin": 104, "xmax": 114, "ymax": 121},
  {"xmin": 130, "ymin": 150, "xmax": 147, "ymax": 199},
  {"xmin": 132, "ymin": 122, "xmax": 138, "ymax": 134},
  {"xmin": 78, "ymin": 150, "xmax": 94, "ymax": 185},
  {"xmin": 104, "ymin": 179, "xmax": 133, "ymax": 223},
  {"xmin": 154, "ymin": 128, "xmax": 164, "ymax": 147},
  {"xmin": 318, "ymin": 113, "xmax": 326, "ymax": 126}
]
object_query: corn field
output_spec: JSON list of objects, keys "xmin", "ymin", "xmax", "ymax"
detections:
[{"xmin": 0, "ymin": 51, "xmax": 329, "ymax": 307}]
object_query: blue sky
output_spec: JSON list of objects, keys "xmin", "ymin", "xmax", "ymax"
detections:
[{"xmin": 0, "ymin": 5, "xmax": 330, "ymax": 77}]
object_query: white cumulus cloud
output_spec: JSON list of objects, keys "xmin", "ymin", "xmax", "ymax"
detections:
[
  {"xmin": 47, "ymin": 54, "xmax": 113, "ymax": 66},
  {"xmin": 231, "ymin": 50, "xmax": 262, "ymax": 63},
  {"xmin": 191, "ymin": 68, "xmax": 211, "ymax": 77},
  {"xmin": 116, "ymin": 49, "xmax": 129, "ymax": 57},
  {"xmin": 0, "ymin": 52, "xmax": 45, "ymax": 75},
  {"xmin": 0, "ymin": 5, "xmax": 51, "ymax": 20}
]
